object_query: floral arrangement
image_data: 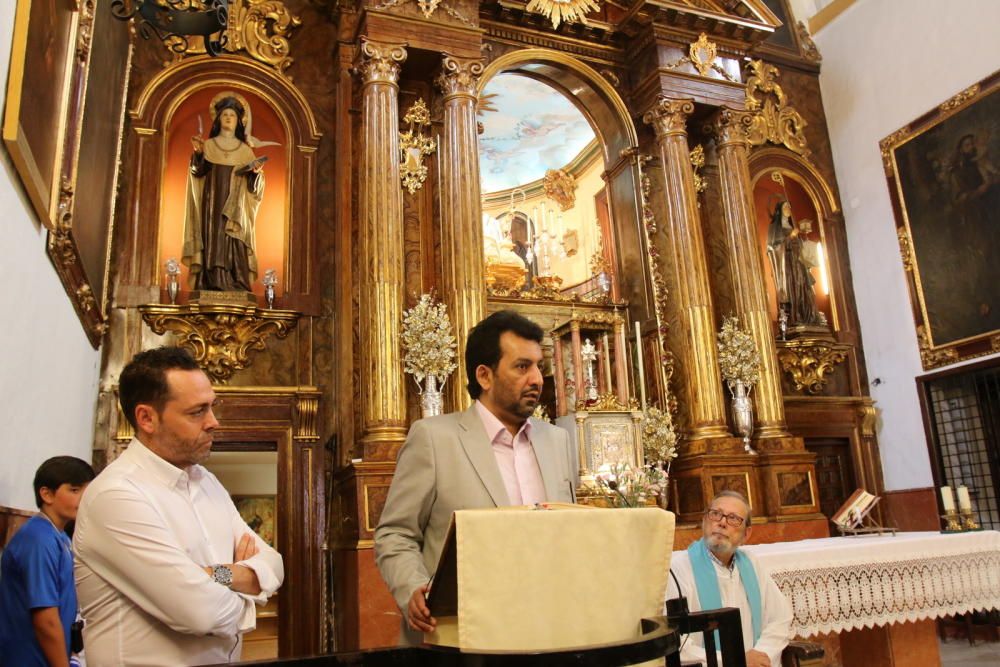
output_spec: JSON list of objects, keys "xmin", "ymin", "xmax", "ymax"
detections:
[
  {"xmin": 716, "ymin": 314, "xmax": 761, "ymax": 391},
  {"xmin": 401, "ymin": 293, "xmax": 458, "ymax": 388},
  {"xmin": 641, "ymin": 406, "xmax": 678, "ymax": 468},
  {"xmin": 594, "ymin": 462, "xmax": 666, "ymax": 509}
]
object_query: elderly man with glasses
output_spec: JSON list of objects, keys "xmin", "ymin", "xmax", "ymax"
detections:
[{"xmin": 666, "ymin": 491, "xmax": 793, "ymax": 667}]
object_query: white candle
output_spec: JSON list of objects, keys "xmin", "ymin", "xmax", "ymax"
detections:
[
  {"xmin": 957, "ymin": 485, "xmax": 972, "ymax": 511},
  {"xmin": 635, "ymin": 321, "xmax": 646, "ymax": 409},
  {"xmin": 602, "ymin": 333, "xmax": 613, "ymax": 392},
  {"xmin": 940, "ymin": 485, "xmax": 956, "ymax": 512}
]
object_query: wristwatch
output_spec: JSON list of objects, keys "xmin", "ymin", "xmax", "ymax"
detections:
[{"xmin": 211, "ymin": 564, "xmax": 233, "ymax": 588}]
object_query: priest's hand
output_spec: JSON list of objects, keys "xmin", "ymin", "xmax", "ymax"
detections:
[
  {"xmin": 745, "ymin": 649, "xmax": 770, "ymax": 667},
  {"xmin": 407, "ymin": 585, "xmax": 436, "ymax": 633}
]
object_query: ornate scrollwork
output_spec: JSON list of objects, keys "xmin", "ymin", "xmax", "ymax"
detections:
[
  {"xmin": 76, "ymin": 0, "xmax": 96, "ymax": 62},
  {"xmin": 165, "ymin": 0, "xmax": 301, "ymax": 75},
  {"xmin": 879, "ymin": 127, "xmax": 911, "ymax": 175},
  {"xmin": 139, "ymin": 303, "xmax": 300, "ymax": 383},
  {"xmin": 355, "ymin": 39, "xmax": 407, "ymax": 85},
  {"xmin": 543, "ymin": 168, "xmax": 577, "ymax": 211},
  {"xmin": 524, "ymin": 0, "xmax": 600, "ymax": 29},
  {"xmin": 399, "ymin": 98, "xmax": 436, "ymax": 194},
  {"xmin": 743, "ymin": 60, "xmax": 810, "ymax": 158},
  {"xmin": 643, "ymin": 98, "xmax": 695, "ymax": 139},
  {"xmin": 690, "ymin": 144, "xmax": 707, "ymax": 194},
  {"xmin": 916, "ymin": 325, "xmax": 959, "ymax": 369},
  {"xmin": 663, "ymin": 33, "xmax": 737, "ymax": 82},
  {"xmin": 775, "ymin": 338, "xmax": 850, "ymax": 394},
  {"xmin": 939, "ymin": 84, "xmax": 979, "ymax": 113},
  {"xmin": 897, "ymin": 227, "xmax": 914, "ymax": 271},
  {"xmin": 796, "ymin": 21, "xmax": 821, "ymax": 63},
  {"xmin": 577, "ymin": 392, "xmax": 639, "ymax": 412},
  {"xmin": 76, "ymin": 284, "xmax": 97, "ymax": 313},
  {"xmin": 436, "ymin": 55, "xmax": 483, "ymax": 99}
]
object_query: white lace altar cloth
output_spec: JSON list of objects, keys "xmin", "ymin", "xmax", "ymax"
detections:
[{"xmin": 743, "ymin": 531, "xmax": 1000, "ymax": 637}]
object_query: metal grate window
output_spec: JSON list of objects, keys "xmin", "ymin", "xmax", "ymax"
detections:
[{"xmin": 924, "ymin": 367, "xmax": 1000, "ymax": 530}]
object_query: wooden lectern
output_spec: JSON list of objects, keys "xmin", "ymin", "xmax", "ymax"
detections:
[{"xmin": 425, "ymin": 505, "xmax": 675, "ymax": 653}]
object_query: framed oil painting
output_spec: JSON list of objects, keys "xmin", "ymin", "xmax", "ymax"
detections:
[
  {"xmin": 2, "ymin": 0, "xmax": 79, "ymax": 229},
  {"xmin": 881, "ymin": 70, "xmax": 1000, "ymax": 370},
  {"xmin": 234, "ymin": 495, "xmax": 277, "ymax": 548}
]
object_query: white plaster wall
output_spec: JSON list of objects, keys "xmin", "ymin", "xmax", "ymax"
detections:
[
  {"xmin": 811, "ymin": 0, "xmax": 1000, "ymax": 489},
  {"xmin": 0, "ymin": 3, "xmax": 102, "ymax": 509}
]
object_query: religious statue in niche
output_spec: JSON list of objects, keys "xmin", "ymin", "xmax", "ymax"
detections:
[
  {"xmin": 766, "ymin": 199, "xmax": 824, "ymax": 329},
  {"xmin": 183, "ymin": 92, "xmax": 275, "ymax": 292}
]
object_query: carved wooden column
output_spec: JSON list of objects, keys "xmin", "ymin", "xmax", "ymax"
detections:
[
  {"xmin": 709, "ymin": 108, "xmax": 791, "ymax": 439},
  {"xmin": 553, "ymin": 333, "xmax": 567, "ymax": 416},
  {"xmin": 614, "ymin": 318, "xmax": 629, "ymax": 404},
  {"xmin": 643, "ymin": 98, "xmax": 729, "ymax": 440},
  {"xmin": 356, "ymin": 39, "xmax": 408, "ymax": 455},
  {"xmin": 436, "ymin": 54, "xmax": 486, "ymax": 413}
]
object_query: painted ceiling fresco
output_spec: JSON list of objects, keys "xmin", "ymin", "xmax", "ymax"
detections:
[{"xmin": 478, "ymin": 73, "xmax": 596, "ymax": 194}]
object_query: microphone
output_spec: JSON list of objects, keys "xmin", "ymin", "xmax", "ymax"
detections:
[{"xmin": 665, "ymin": 567, "xmax": 689, "ymax": 619}]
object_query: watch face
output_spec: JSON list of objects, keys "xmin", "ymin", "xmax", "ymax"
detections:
[{"xmin": 213, "ymin": 565, "xmax": 233, "ymax": 587}]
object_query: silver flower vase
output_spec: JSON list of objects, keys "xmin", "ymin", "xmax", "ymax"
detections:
[
  {"xmin": 731, "ymin": 380, "xmax": 756, "ymax": 455},
  {"xmin": 166, "ymin": 273, "xmax": 179, "ymax": 305},
  {"xmin": 420, "ymin": 374, "xmax": 443, "ymax": 418}
]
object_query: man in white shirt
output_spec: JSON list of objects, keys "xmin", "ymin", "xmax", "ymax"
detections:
[
  {"xmin": 74, "ymin": 347, "xmax": 284, "ymax": 666},
  {"xmin": 667, "ymin": 491, "xmax": 792, "ymax": 667}
]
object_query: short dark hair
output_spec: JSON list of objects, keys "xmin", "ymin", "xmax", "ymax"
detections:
[
  {"xmin": 34, "ymin": 456, "xmax": 95, "ymax": 509},
  {"xmin": 119, "ymin": 347, "xmax": 201, "ymax": 429},
  {"xmin": 465, "ymin": 310, "xmax": 544, "ymax": 399}
]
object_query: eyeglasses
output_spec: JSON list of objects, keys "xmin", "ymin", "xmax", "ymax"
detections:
[{"xmin": 705, "ymin": 508, "xmax": 746, "ymax": 528}]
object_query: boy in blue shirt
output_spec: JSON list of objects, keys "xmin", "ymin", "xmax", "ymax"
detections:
[{"xmin": 0, "ymin": 456, "xmax": 95, "ymax": 666}]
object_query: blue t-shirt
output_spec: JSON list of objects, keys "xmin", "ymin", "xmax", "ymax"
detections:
[{"xmin": 0, "ymin": 514, "xmax": 76, "ymax": 666}]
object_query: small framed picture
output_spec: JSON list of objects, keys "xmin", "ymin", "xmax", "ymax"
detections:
[{"xmin": 233, "ymin": 495, "xmax": 277, "ymax": 548}]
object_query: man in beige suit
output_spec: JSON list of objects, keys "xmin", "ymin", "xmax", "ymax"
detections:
[{"xmin": 374, "ymin": 311, "xmax": 577, "ymax": 644}]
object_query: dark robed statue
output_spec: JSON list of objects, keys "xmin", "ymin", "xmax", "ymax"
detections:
[
  {"xmin": 182, "ymin": 93, "xmax": 264, "ymax": 292},
  {"xmin": 766, "ymin": 199, "xmax": 822, "ymax": 328}
]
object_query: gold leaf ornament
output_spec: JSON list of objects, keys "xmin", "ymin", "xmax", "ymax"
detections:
[{"xmin": 524, "ymin": 0, "xmax": 601, "ymax": 29}]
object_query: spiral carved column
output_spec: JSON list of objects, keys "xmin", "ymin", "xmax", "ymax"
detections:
[
  {"xmin": 710, "ymin": 108, "xmax": 791, "ymax": 439},
  {"xmin": 436, "ymin": 54, "xmax": 486, "ymax": 412},
  {"xmin": 356, "ymin": 39, "xmax": 408, "ymax": 455},
  {"xmin": 643, "ymin": 98, "xmax": 729, "ymax": 441}
]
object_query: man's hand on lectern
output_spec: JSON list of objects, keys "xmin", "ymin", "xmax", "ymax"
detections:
[
  {"xmin": 407, "ymin": 585, "xmax": 436, "ymax": 633},
  {"xmin": 745, "ymin": 649, "xmax": 770, "ymax": 667}
]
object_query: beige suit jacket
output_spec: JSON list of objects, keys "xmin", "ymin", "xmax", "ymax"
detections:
[{"xmin": 374, "ymin": 404, "xmax": 576, "ymax": 643}]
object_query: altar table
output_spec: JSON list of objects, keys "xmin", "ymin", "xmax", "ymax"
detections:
[{"xmin": 744, "ymin": 530, "xmax": 1000, "ymax": 666}]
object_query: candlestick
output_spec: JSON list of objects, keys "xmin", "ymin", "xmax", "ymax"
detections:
[
  {"xmin": 940, "ymin": 485, "xmax": 955, "ymax": 512},
  {"xmin": 635, "ymin": 321, "xmax": 646, "ymax": 409},
  {"xmin": 957, "ymin": 485, "xmax": 972, "ymax": 511}
]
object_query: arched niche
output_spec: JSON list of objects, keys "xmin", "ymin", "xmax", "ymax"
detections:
[
  {"xmin": 749, "ymin": 147, "xmax": 841, "ymax": 330},
  {"xmin": 120, "ymin": 56, "xmax": 322, "ymax": 313},
  {"xmin": 478, "ymin": 49, "xmax": 648, "ymax": 311}
]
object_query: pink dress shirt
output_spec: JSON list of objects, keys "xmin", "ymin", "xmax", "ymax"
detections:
[{"xmin": 474, "ymin": 401, "xmax": 547, "ymax": 506}]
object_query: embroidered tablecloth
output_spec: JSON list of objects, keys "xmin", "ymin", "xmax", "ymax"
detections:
[{"xmin": 743, "ymin": 530, "xmax": 1000, "ymax": 637}]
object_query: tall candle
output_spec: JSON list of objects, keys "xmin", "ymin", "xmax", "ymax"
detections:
[
  {"xmin": 957, "ymin": 485, "xmax": 972, "ymax": 511},
  {"xmin": 635, "ymin": 321, "xmax": 646, "ymax": 409},
  {"xmin": 940, "ymin": 485, "xmax": 956, "ymax": 512},
  {"xmin": 602, "ymin": 333, "xmax": 613, "ymax": 392}
]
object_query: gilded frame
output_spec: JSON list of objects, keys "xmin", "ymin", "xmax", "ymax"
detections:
[
  {"xmin": 2, "ymin": 0, "xmax": 79, "ymax": 229},
  {"xmin": 47, "ymin": 0, "xmax": 134, "ymax": 347},
  {"xmin": 881, "ymin": 70, "xmax": 1000, "ymax": 370}
]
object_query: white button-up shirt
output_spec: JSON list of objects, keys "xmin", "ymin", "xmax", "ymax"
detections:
[
  {"xmin": 475, "ymin": 400, "xmax": 547, "ymax": 506},
  {"xmin": 74, "ymin": 438, "xmax": 283, "ymax": 666}
]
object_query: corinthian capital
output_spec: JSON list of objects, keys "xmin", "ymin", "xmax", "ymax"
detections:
[
  {"xmin": 643, "ymin": 97, "xmax": 695, "ymax": 139},
  {"xmin": 355, "ymin": 39, "xmax": 407, "ymax": 85},
  {"xmin": 436, "ymin": 54, "xmax": 484, "ymax": 100},
  {"xmin": 709, "ymin": 107, "xmax": 754, "ymax": 147}
]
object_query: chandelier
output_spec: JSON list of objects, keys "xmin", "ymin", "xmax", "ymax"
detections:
[{"xmin": 111, "ymin": 0, "xmax": 229, "ymax": 56}]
